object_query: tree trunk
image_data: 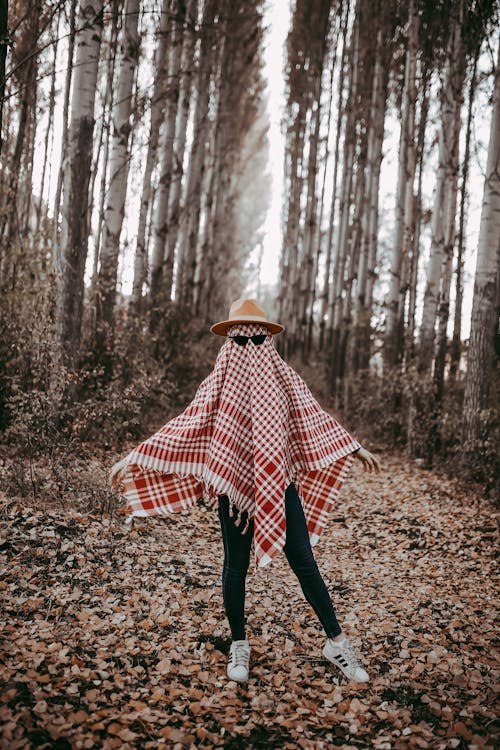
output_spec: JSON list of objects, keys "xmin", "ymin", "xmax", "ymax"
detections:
[
  {"xmin": 95, "ymin": 0, "xmax": 140, "ymax": 367},
  {"xmin": 354, "ymin": 25, "xmax": 387, "ymax": 371},
  {"xmin": 89, "ymin": 0, "xmax": 121, "ymax": 331},
  {"xmin": 163, "ymin": 0, "xmax": 198, "ymax": 301},
  {"xmin": 450, "ymin": 50, "xmax": 478, "ymax": 381},
  {"xmin": 175, "ymin": 0, "xmax": 217, "ymax": 308},
  {"xmin": 0, "ymin": 0, "xmax": 40, "ymax": 270},
  {"xmin": 54, "ymin": 0, "xmax": 103, "ymax": 377},
  {"xmin": 278, "ymin": 100, "xmax": 306, "ymax": 356},
  {"xmin": 328, "ymin": 1, "xmax": 359, "ymax": 390},
  {"xmin": 299, "ymin": 49, "xmax": 326, "ymax": 360},
  {"xmin": 418, "ymin": 2, "xmax": 465, "ymax": 373},
  {"xmin": 130, "ymin": 0, "xmax": 171, "ymax": 314},
  {"xmin": 407, "ymin": 66, "xmax": 429, "ymax": 358},
  {"xmin": 433, "ymin": 3, "xmax": 467, "ymax": 397},
  {"xmin": 310, "ymin": 15, "xmax": 340, "ymax": 355},
  {"xmin": 342, "ymin": 149, "xmax": 366, "ymax": 380},
  {"xmin": 461, "ymin": 42, "xmax": 500, "ymax": 453},
  {"xmin": 52, "ymin": 0, "xmax": 77, "ymax": 277},
  {"xmin": 149, "ymin": 0, "xmax": 186, "ymax": 331},
  {"xmin": 21, "ymin": 78, "xmax": 36, "ymax": 238},
  {"xmin": 0, "ymin": 0, "xmax": 8, "ymax": 156},
  {"xmin": 194, "ymin": 5, "xmax": 228, "ymax": 317},
  {"xmin": 384, "ymin": 0, "xmax": 419, "ymax": 368},
  {"xmin": 319, "ymin": 2, "xmax": 349, "ymax": 352},
  {"xmin": 34, "ymin": 6, "xmax": 61, "ymax": 238}
]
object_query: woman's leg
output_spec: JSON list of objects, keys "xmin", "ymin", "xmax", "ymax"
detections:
[
  {"xmin": 283, "ymin": 483, "xmax": 342, "ymax": 638},
  {"xmin": 217, "ymin": 496, "xmax": 254, "ymax": 641}
]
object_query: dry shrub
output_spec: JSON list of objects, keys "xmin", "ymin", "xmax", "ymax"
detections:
[{"xmin": 0, "ymin": 298, "xmax": 219, "ymax": 509}]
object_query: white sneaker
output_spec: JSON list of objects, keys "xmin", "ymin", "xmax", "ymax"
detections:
[
  {"xmin": 323, "ymin": 636, "xmax": 369, "ymax": 682},
  {"xmin": 227, "ymin": 639, "xmax": 251, "ymax": 682}
]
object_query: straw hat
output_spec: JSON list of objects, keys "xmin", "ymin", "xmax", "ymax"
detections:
[{"xmin": 210, "ymin": 297, "xmax": 284, "ymax": 336}]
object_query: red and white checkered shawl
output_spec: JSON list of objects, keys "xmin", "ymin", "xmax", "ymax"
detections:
[{"xmin": 118, "ymin": 322, "xmax": 360, "ymax": 572}]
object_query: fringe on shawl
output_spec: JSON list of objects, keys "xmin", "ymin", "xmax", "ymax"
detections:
[
  {"xmin": 120, "ymin": 451, "xmax": 355, "ymax": 549},
  {"xmin": 120, "ymin": 463, "xmax": 260, "ymax": 536}
]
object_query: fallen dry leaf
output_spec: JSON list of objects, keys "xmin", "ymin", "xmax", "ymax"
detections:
[{"xmin": 0, "ymin": 454, "xmax": 498, "ymax": 749}]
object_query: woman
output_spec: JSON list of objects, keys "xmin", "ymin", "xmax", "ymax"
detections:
[{"xmin": 111, "ymin": 298, "xmax": 380, "ymax": 684}]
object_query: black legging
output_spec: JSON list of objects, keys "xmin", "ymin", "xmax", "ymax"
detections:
[{"xmin": 217, "ymin": 482, "xmax": 342, "ymax": 641}]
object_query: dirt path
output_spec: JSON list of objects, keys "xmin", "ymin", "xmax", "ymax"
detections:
[{"xmin": 0, "ymin": 455, "xmax": 498, "ymax": 749}]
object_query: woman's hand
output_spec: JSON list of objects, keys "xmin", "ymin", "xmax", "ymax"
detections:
[
  {"xmin": 353, "ymin": 446, "xmax": 381, "ymax": 474},
  {"xmin": 109, "ymin": 457, "xmax": 129, "ymax": 489}
]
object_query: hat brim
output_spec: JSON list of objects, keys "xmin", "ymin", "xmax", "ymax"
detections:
[{"xmin": 210, "ymin": 317, "xmax": 284, "ymax": 336}]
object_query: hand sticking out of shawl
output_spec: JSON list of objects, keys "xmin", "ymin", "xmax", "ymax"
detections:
[
  {"xmin": 109, "ymin": 457, "xmax": 129, "ymax": 489},
  {"xmin": 353, "ymin": 446, "xmax": 381, "ymax": 473}
]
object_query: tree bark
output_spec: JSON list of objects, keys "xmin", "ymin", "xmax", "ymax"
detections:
[
  {"xmin": 384, "ymin": 0, "xmax": 419, "ymax": 368},
  {"xmin": 175, "ymin": 0, "xmax": 216, "ymax": 308},
  {"xmin": 54, "ymin": 0, "xmax": 103, "ymax": 377},
  {"xmin": 194, "ymin": 3, "xmax": 228, "ymax": 317},
  {"xmin": 319, "ymin": 2, "xmax": 349, "ymax": 352},
  {"xmin": 34, "ymin": 6, "xmax": 61, "ymax": 239},
  {"xmin": 433, "ymin": 3, "xmax": 467, "ymax": 397},
  {"xmin": 462, "ymin": 42, "xmax": 500, "ymax": 452},
  {"xmin": 0, "ymin": 0, "xmax": 8, "ymax": 156},
  {"xmin": 418, "ymin": 2, "xmax": 465, "ymax": 373},
  {"xmin": 450, "ymin": 50, "xmax": 478, "ymax": 380},
  {"xmin": 52, "ymin": 0, "xmax": 77, "ymax": 277},
  {"xmin": 0, "ymin": 0, "xmax": 40, "ymax": 270},
  {"xmin": 299, "ymin": 46, "xmax": 326, "ymax": 359},
  {"xmin": 354, "ymin": 24, "xmax": 387, "ymax": 371},
  {"xmin": 407, "ymin": 66, "xmax": 429, "ymax": 358},
  {"xmin": 328, "ymin": 0, "xmax": 359, "ymax": 389},
  {"xmin": 89, "ymin": 0, "xmax": 121, "ymax": 332},
  {"xmin": 278, "ymin": 100, "xmax": 306, "ymax": 356},
  {"xmin": 130, "ymin": 0, "xmax": 172, "ymax": 314},
  {"xmin": 163, "ymin": 0, "xmax": 198, "ymax": 304},
  {"xmin": 95, "ymin": 0, "xmax": 140, "ymax": 366},
  {"xmin": 310, "ymin": 16, "xmax": 340, "ymax": 356},
  {"xmin": 149, "ymin": 0, "xmax": 186, "ymax": 331}
]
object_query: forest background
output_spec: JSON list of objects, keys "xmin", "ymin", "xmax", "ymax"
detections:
[
  {"xmin": 0, "ymin": 0, "xmax": 499, "ymax": 510},
  {"xmin": 0, "ymin": 2, "xmax": 499, "ymax": 748}
]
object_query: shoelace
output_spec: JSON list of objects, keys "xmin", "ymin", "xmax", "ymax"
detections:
[
  {"xmin": 342, "ymin": 640, "xmax": 361, "ymax": 668},
  {"xmin": 333, "ymin": 639, "xmax": 362, "ymax": 673},
  {"xmin": 231, "ymin": 643, "xmax": 250, "ymax": 668}
]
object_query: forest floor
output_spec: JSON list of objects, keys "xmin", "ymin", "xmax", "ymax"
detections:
[{"xmin": 0, "ymin": 454, "xmax": 498, "ymax": 750}]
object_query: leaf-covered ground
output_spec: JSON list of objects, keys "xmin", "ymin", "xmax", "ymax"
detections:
[{"xmin": 1, "ymin": 455, "xmax": 498, "ymax": 749}]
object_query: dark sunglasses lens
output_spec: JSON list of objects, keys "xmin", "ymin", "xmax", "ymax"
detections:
[
  {"xmin": 233, "ymin": 336, "xmax": 248, "ymax": 346},
  {"xmin": 251, "ymin": 335, "xmax": 267, "ymax": 345}
]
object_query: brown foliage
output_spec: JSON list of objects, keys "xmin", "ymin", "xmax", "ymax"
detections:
[{"xmin": 0, "ymin": 456, "xmax": 498, "ymax": 749}]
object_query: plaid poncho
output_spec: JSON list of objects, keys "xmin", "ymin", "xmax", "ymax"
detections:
[{"xmin": 118, "ymin": 322, "xmax": 360, "ymax": 571}]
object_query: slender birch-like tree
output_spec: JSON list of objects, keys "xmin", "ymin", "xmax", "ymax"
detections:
[
  {"xmin": 0, "ymin": 0, "xmax": 8, "ymax": 156},
  {"xmin": 407, "ymin": 64, "xmax": 429, "ymax": 356},
  {"xmin": 418, "ymin": 0, "xmax": 465, "ymax": 374},
  {"xmin": 450, "ymin": 49, "xmax": 479, "ymax": 379},
  {"xmin": 175, "ymin": 0, "xmax": 217, "ymax": 307},
  {"xmin": 354, "ymin": 22, "xmax": 388, "ymax": 371},
  {"xmin": 163, "ymin": 0, "xmax": 198, "ymax": 302},
  {"xmin": 130, "ymin": 0, "xmax": 172, "ymax": 314},
  {"xmin": 89, "ymin": 0, "xmax": 121, "ymax": 329},
  {"xmin": 318, "ymin": 1, "xmax": 350, "ymax": 352},
  {"xmin": 384, "ymin": 0, "xmax": 419, "ymax": 368},
  {"xmin": 0, "ymin": 0, "xmax": 40, "ymax": 264},
  {"xmin": 462, "ymin": 41, "xmax": 500, "ymax": 452},
  {"xmin": 54, "ymin": 0, "xmax": 103, "ymax": 377},
  {"xmin": 52, "ymin": 0, "xmax": 77, "ymax": 275},
  {"xmin": 149, "ymin": 0, "xmax": 186, "ymax": 331},
  {"xmin": 327, "ymin": 0, "xmax": 359, "ymax": 389},
  {"xmin": 297, "ymin": 2, "xmax": 330, "ymax": 358},
  {"xmin": 95, "ymin": 0, "xmax": 140, "ymax": 366}
]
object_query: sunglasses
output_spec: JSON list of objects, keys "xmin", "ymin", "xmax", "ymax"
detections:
[{"xmin": 229, "ymin": 335, "xmax": 268, "ymax": 346}]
